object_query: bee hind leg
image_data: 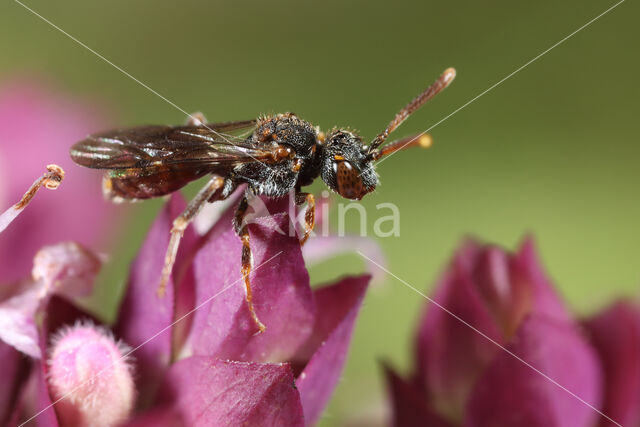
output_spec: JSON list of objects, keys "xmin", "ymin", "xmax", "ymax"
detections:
[
  {"xmin": 234, "ymin": 195, "xmax": 267, "ymax": 334},
  {"xmin": 157, "ymin": 175, "xmax": 225, "ymax": 298}
]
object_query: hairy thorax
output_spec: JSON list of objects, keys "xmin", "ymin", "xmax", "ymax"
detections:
[{"xmin": 233, "ymin": 113, "xmax": 323, "ymax": 197}]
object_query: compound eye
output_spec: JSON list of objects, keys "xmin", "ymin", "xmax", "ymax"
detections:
[{"xmin": 335, "ymin": 161, "xmax": 365, "ymax": 200}]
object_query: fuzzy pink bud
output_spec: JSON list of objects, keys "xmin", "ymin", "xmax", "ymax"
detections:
[{"xmin": 47, "ymin": 322, "xmax": 135, "ymax": 427}]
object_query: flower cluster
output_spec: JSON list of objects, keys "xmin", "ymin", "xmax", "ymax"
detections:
[
  {"xmin": 385, "ymin": 238, "xmax": 640, "ymax": 427},
  {"xmin": 1, "ymin": 194, "xmax": 371, "ymax": 426},
  {"xmin": 3, "ymin": 78, "xmax": 639, "ymax": 427},
  {"xmin": 0, "ymin": 82, "xmax": 374, "ymax": 426},
  {"xmin": 116, "ymin": 195, "xmax": 370, "ymax": 426}
]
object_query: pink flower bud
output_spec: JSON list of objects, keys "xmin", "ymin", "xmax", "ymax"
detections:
[{"xmin": 47, "ymin": 322, "xmax": 135, "ymax": 427}]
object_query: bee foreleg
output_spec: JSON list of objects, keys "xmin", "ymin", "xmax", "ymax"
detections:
[
  {"xmin": 157, "ymin": 175, "xmax": 225, "ymax": 298},
  {"xmin": 295, "ymin": 192, "xmax": 315, "ymax": 246},
  {"xmin": 233, "ymin": 195, "xmax": 267, "ymax": 334}
]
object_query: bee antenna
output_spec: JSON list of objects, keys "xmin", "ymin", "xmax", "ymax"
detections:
[
  {"xmin": 368, "ymin": 68, "xmax": 455, "ymax": 154},
  {"xmin": 367, "ymin": 133, "xmax": 433, "ymax": 161}
]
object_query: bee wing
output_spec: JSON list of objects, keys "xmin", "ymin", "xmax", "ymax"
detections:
[
  {"xmin": 69, "ymin": 121, "xmax": 280, "ymax": 170},
  {"xmin": 199, "ymin": 119, "xmax": 257, "ymax": 135}
]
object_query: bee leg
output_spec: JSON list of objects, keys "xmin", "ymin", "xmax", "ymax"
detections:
[
  {"xmin": 157, "ymin": 175, "xmax": 225, "ymax": 298},
  {"xmin": 234, "ymin": 195, "xmax": 267, "ymax": 334},
  {"xmin": 295, "ymin": 192, "xmax": 315, "ymax": 246},
  {"xmin": 185, "ymin": 112, "xmax": 208, "ymax": 126}
]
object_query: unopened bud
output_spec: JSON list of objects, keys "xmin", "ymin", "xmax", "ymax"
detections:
[{"xmin": 48, "ymin": 322, "xmax": 135, "ymax": 427}]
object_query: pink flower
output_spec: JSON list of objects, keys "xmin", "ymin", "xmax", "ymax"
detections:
[
  {"xmin": 0, "ymin": 79, "xmax": 123, "ymax": 426},
  {"xmin": 1, "ymin": 194, "xmax": 370, "ymax": 426},
  {"xmin": 0, "ymin": 241, "xmax": 103, "ymax": 426},
  {"xmin": 385, "ymin": 238, "xmax": 605, "ymax": 427},
  {"xmin": 583, "ymin": 301, "xmax": 640, "ymax": 426},
  {"xmin": 116, "ymin": 195, "xmax": 370, "ymax": 426},
  {"xmin": 0, "ymin": 79, "xmax": 118, "ymax": 284}
]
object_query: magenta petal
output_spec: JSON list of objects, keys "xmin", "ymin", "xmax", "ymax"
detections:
[
  {"xmin": 473, "ymin": 246, "xmax": 530, "ymax": 338},
  {"xmin": 187, "ymin": 212, "xmax": 314, "ymax": 362},
  {"xmin": 123, "ymin": 407, "xmax": 184, "ymax": 427},
  {"xmin": 465, "ymin": 314, "xmax": 602, "ymax": 427},
  {"xmin": 295, "ymin": 276, "xmax": 369, "ymax": 425},
  {"xmin": 416, "ymin": 248, "xmax": 503, "ymax": 418},
  {"xmin": 9, "ymin": 363, "xmax": 58, "ymax": 427},
  {"xmin": 384, "ymin": 366, "xmax": 453, "ymax": 427},
  {"xmin": 415, "ymin": 238, "xmax": 575, "ymax": 418},
  {"xmin": 583, "ymin": 301, "xmax": 640, "ymax": 427},
  {"xmin": 0, "ymin": 342, "xmax": 29, "ymax": 426},
  {"xmin": 515, "ymin": 237, "xmax": 571, "ymax": 323},
  {"xmin": 35, "ymin": 363, "xmax": 60, "ymax": 427},
  {"xmin": 30, "ymin": 308, "xmax": 63, "ymax": 427},
  {"xmin": 116, "ymin": 194, "xmax": 195, "ymax": 405},
  {"xmin": 159, "ymin": 357, "xmax": 304, "ymax": 426},
  {"xmin": 296, "ymin": 275, "xmax": 369, "ymax": 359},
  {"xmin": 42, "ymin": 296, "xmax": 100, "ymax": 339},
  {"xmin": 303, "ymin": 235, "xmax": 387, "ymax": 285}
]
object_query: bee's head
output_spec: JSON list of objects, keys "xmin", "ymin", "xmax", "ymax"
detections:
[
  {"xmin": 320, "ymin": 129, "xmax": 378, "ymax": 200},
  {"xmin": 318, "ymin": 69, "xmax": 456, "ymax": 200}
]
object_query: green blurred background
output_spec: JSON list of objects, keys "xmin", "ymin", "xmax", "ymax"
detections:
[{"xmin": 2, "ymin": 0, "xmax": 638, "ymax": 424}]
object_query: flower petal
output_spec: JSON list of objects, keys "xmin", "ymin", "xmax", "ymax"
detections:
[
  {"xmin": 0, "ymin": 342, "xmax": 30, "ymax": 426},
  {"xmin": 303, "ymin": 235, "xmax": 387, "ymax": 285},
  {"xmin": 122, "ymin": 407, "xmax": 184, "ymax": 427},
  {"xmin": 464, "ymin": 314, "xmax": 602, "ymax": 427},
  {"xmin": 416, "ymin": 237, "xmax": 573, "ymax": 419},
  {"xmin": 35, "ymin": 362, "xmax": 60, "ymax": 427},
  {"xmin": 186, "ymin": 210, "xmax": 314, "ymax": 362},
  {"xmin": 473, "ymin": 246, "xmax": 530, "ymax": 338},
  {"xmin": 295, "ymin": 276, "xmax": 369, "ymax": 425},
  {"xmin": 158, "ymin": 357, "xmax": 304, "ymax": 426},
  {"xmin": 43, "ymin": 295, "xmax": 101, "ymax": 338},
  {"xmin": 515, "ymin": 237, "xmax": 570, "ymax": 323},
  {"xmin": 115, "ymin": 194, "xmax": 195, "ymax": 405},
  {"xmin": 416, "ymin": 241, "xmax": 503, "ymax": 419},
  {"xmin": 0, "ymin": 284, "xmax": 41, "ymax": 357},
  {"xmin": 583, "ymin": 301, "xmax": 640, "ymax": 427},
  {"xmin": 383, "ymin": 365, "xmax": 453, "ymax": 427},
  {"xmin": 0, "ymin": 242, "xmax": 100, "ymax": 358}
]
